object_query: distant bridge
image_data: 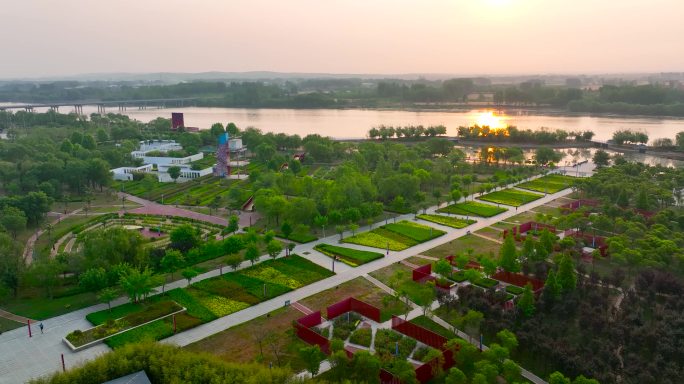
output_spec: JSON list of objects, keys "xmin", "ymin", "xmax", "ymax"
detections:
[{"xmin": 0, "ymin": 97, "xmax": 203, "ymax": 114}]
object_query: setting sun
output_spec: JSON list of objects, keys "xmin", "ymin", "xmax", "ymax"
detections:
[{"xmin": 473, "ymin": 111, "xmax": 508, "ymax": 130}]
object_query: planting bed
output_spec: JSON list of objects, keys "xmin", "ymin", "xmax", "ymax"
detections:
[
  {"xmin": 505, "ymin": 285, "xmax": 525, "ymax": 295},
  {"xmin": 374, "ymin": 329, "xmax": 417, "ymax": 360},
  {"xmin": 478, "ymin": 189, "xmax": 543, "ymax": 207},
  {"xmin": 437, "ymin": 201, "xmax": 507, "ymax": 217},
  {"xmin": 417, "ymin": 214, "xmax": 476, "ymax": 229},
  {"xmin": 66, "ymin": 300, "xmax": 183, "ymax": 348},
  {"xmin": 314, "ymin": 243, "xmax": 384, "ymax": 266},
  {"xmin": 349, "ymin": 327, "xmax": 373, "ymax": 347},
  {"xmin": 517, "ymin": 174, "xmax": 576, "ymax": 194},
  {"xmin": 343, "ymin": 221, "xmax": 444, "ymax": 251},
  {"xmin": 87, "ymin": 255, "xmax": 332, "ymax": 348}
]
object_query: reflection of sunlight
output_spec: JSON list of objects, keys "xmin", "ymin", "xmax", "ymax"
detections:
[{"xmin": 472, "ymin": 111, "xmax": 507, "ymax": 130}]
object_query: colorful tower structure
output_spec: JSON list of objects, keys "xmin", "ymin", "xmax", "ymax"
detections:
[{"xmin": 214, "ymin": 133, "xmax": 231, "ymax": 177}]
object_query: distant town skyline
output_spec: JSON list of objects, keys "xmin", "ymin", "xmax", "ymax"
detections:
[{"xmin": 2, "ymin": 0, "xmax": 683, "ymax": 78}]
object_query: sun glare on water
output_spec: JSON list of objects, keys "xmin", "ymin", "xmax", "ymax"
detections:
[{"xmin": 473, "ymin": 111, "xmax": 507, "ymax": 130}]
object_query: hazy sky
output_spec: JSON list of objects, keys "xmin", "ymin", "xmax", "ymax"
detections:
[{"xmin": 2, "ymin": 0, "xmax": 683, "ymax": 78}]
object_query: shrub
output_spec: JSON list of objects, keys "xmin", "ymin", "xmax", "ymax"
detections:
[{"xmin": 349, "ymin": 328, "xmax": 372, "ymax": 347}]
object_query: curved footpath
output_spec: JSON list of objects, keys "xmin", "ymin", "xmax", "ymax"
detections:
[{"xmin": 0, "ymin": 165, "xmax": 590, "ymax": 384}]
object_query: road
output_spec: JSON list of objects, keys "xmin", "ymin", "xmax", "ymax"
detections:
[{"xmin": 0, "ymin": 171, "xmax": 584, "ymax": 383}]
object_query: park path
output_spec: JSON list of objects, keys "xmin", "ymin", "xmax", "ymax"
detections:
[
  {"xmin": 0, "ymin": 167, "xmax": 589, "ymax": 383},
  {"xmin": 22, "ymin": 208, "xmax": 83, "ymax": 264}
]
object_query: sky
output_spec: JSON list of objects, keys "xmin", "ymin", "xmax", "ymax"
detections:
[{"xmin": 1, "ymin": 0, "xmax": 683, "ymax": 78}]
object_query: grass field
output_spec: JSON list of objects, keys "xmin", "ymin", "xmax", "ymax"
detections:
[
  {"xmin": 517, "ymin": 174, "xmax": 576, "ymax": 194},
  {"xmin": 343, "ymin": 221, "xmax": 445, "ymax": 251},
  {"xmin": 437, "ymin": 201, "xmax": 508, "ymax": 217},
  {"xmin": 116, "ymin": 175, "xmax": 246, "ymax": 207},
  {"xmin": 417, "ymin": 214, "xmax": 476, "ymax": 229},
  {"xmin": 314, "ymin": 244, "xmax": 384, "ymax": 266},
  {"xmin": 478, "ymin": 189, "xmax": 543, "ymax": 207},
  {"xmin": 423, "ymin": 234, "xmax": 501, "ymax": 259}
]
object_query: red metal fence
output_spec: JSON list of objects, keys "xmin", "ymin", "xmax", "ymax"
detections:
[
  {"xmin": 412, "ymin": 264, "xmax": 432, "ymax": 282},
  {"xmin": 502, "ymin": 221, "xmax": 557, "ymax": 239},
  {"xmin": 491, "ymin": 271, "xmax": 544, "ymax": 293},
  {"xmin": 560, "ymin": 199, "xmax": 600, "ymax": 211},
  {"xmin": 294, "ymin": 311, "xmax": 331, "ymax": 354},
  {"xmin": 326, "ymin": 297, "xmax": 381, "ymax": 323}
]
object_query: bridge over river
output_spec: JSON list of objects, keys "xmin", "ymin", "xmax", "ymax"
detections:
[{"xmin": 0, "ymin": 97, "xmax": 202, "ymax": 114}]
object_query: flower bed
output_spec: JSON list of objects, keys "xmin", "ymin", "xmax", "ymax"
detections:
[
  {"xmin": 349, "ymin": 328, "xmax": 372, "ymax": 347},
  {"xmin": 417, "ymin": 214, "xmax": 476, "ymax": 229},
  {"xmin": 517, "ymin": 174, "xmax": 576, "ymax": 194},
  {"xmin": 436, "ymin": 201, "xmax": 507, "ymax": 217},
  {"xmin": 343, "ymin": 231, "xmax": 411, "ymax": 251},
  {"xmin": 478, "ymin": 189, "xmax": 543, "ymax": 207},
  {"xmin": 343, "ymin": 221, "xmax": 444, "ymax": 251},
  {"xmin": 448, "ymin": 270, "xmax": 468, "ymax": 283},
  {"xmin": 314, "ymin": 243, "xmax": 384, "ymax": 266},
  {"xmin": 197, "ymin": 294, "xmax": 250, "ymax": 317}
]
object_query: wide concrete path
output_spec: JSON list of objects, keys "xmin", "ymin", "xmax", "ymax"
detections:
[{"xmin": 0, "ymin": 170, "xmax": 581, "ymax": 383}]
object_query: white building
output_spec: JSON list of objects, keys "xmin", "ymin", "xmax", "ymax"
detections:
[
  {"xmin": 131, "ymin": 140, "xmax": 183, "ymax": 159},
  {"xmin": 111, "ymin": 164, "xmax": 154, "ymax": 181}
]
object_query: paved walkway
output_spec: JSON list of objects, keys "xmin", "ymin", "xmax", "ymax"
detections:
[{"xmin": 0, "ymin": 171, "xmax": 581, "ymax": 383}]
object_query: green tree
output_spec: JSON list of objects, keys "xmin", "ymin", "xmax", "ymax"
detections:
[
  {"xmin": 266, "ymin": 240, "xmax": 283, "ymax": 259},
  {"xmin": 349, "ymin": 350, "xmax": 381, "ymax": 384},
  {"xmin": 549, "ymin": 371, "xmax": 571, "ymax": 384},
  {"xmin": 222, "ymin": 236, "xmax": 245, "ymax": 256},
  {"xmin": 182, "ymin": 269, "xmax": 198, "ymax": 284},
  {"xmin": 161, "ymin": 249, "xmax": 185, "ymax": 280},
  {"xmin": 313, "ymin": 214, "xmax": 328, "ymax": 237},
  {"xmin": 226, "ymin": 215, "xmax": 239, "ymax": 235},
  {"xmin": 444, "ymin": 367, "xmax": 467, "ymax": 384},
  {"xmin": 522, "ymin": 236, "xmax": 535, "ymax": 260},
  {"xmin": 245, "ymin": 244, "xmax": 259, "ymax": 265},
  {"xmin": 573, "ymin": 375, "xmax": 600, "ymax": 384},
  {"xmin": 517, "ymin": 283, "xmax": 535, "ymax": 317},
  {"xmin": 499, "ymin": 234, "xmax": 520, "ymax": 272},
  {"xmin": 0, "ymin": 206, "xmax": 27, "ymax": 239},
  {"xmin": 119, "ymin": 267, "xmax": 155, "ymax": 303},
  {"xmin": 298, "ymin": 345, "xmax": 326, "ymax": 376},
  {"xmin": 434, "ymin": 259, "xmax": 452, "ymax": 278},
  {"xmin": 557, "ymin": 256, "xmax": 577, "ymax": 293},
  {"xmin": 167, "ymin": 166, "xmax": 181, "ymax": 183},
  {"xmin": 502, "ymin": 359, "xmax": 522, "ymax": 383},
  {"xmin": 534, "ymin": 147, "xmax": 562, "ymax": 166},
  {"xmin": 496, "ymin": 329, "xmax": 518, "ymax": 351},
  {"xmin": 98, "ymin": 287, "xmax": 118, "ymax": 312},
  {"xmin": 29, "ymin": 258, "xmax": 63, "ymax": 298},
  {"xmin": 79, "ymin": 267, "xmax": 109, "ymax": 292},
  {"xmin": 474, "ymin": 360, "xmax": 499, "ymax": 383},
  {"xmin": 281, "ymin": 222, "xmax": 293, "ymax": 239},
  {"xmin": 544, "ymin": 269, "xmax": 561, "ymax": 299},
  {"xmin": 592, "ymin": 149, "xmax": 610, "ymax": 167},
  {"xmin": 539, "ymin": 229, "xmax": 556, "ymax": 253},
  {"xmin": 224, "ymin": 253, "xmax": 243, "ymax": 271},
  {"xmin": 480, "ymin": 257, "xmax": 497, "ymax": 277},
  {"xmin": 471, "ymin": 373, "xmax": 488, "ymax": 384},
  {"xmin": 170, "ymin": 224, "xmax": 200, "ymax": 253}
]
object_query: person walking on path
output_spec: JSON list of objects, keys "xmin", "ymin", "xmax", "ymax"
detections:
[{"xmin": 39, "ymin": 323, "xmax": 44, "ymax": 334}]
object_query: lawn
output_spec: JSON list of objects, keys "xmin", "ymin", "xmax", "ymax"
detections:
[
  {"xmin": 0, "ymin": 317, "xmax": 24, "ymax": 332},
  {"xmin": 343, "ymin": 221, "xmax": 444, "ymax": 251},
  {"xmin": 478, "ymin": 189, "xmax": 543, "ymax": 207},
  {"xmin": 115, "ymin": 175, "xmax": 241, "ymax": 207},
  {"xmin": 417, "ymin": 214, "xmax": 476, "ymax": 229},
  {"xmin": 314, "ymin": 244, "xmax": 384, "ymax": 266},
  {"xmin": 185, "ymin": 306, "xmax": 310, "ymax": 371},
  {"xmin": 275, "ymin": 232, "xmax": 318, "ymax": 244},
  {"xmin": 437, "ymin": 201, "xmax": 508, "ymax": 217},
  {"xmin": 423, "ymin": 234, "xmax": 501, "ymax": 259},
  {"xmin": 517, "ymin": 174, "xmax": 576, "ymax": 194}
]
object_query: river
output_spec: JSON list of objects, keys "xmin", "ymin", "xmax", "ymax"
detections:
[{"xmin": 3, "ymin": 104, "xmax": 684, "ymax": 142}]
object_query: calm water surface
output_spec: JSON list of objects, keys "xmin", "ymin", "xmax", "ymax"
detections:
[{"xmin": 4, "ymin": 104, "xmax": 684, "ymax": 142}]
